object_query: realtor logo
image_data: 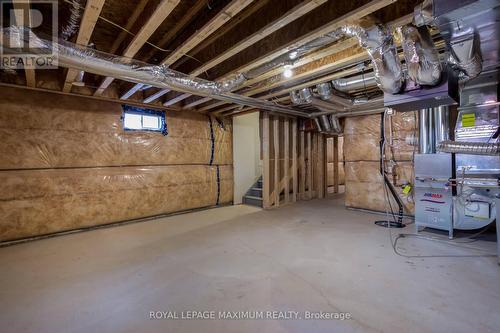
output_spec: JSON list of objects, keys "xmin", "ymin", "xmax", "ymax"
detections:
[{"xmin": 0, "ymin": 0, "xmax": 58, "ymax": 69}]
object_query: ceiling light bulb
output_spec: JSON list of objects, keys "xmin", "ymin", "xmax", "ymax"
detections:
[
  {"xmin": 283, "ymin": 65, "xmax": 293, "ymax": 78},
  {"xmin": 289, "ymin": 51, "xmax": 298, "ymax": 60}
]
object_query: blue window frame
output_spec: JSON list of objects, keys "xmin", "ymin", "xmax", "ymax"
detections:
[{"xmin": 121, "ymin": 105, "xmax": 168, "ymax": 136}]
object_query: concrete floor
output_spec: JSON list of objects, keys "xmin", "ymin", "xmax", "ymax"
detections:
[{"xmin": 1, "ymin": 195, "xmax": 499, "ymax": 333}]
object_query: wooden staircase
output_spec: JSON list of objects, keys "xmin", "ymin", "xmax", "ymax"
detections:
[{"xmin": 242, "ymin": 177, "xmax": 263, "ymax": 207}]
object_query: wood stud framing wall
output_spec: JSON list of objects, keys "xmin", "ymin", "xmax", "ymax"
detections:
[{"xmin": 261, "ymin": 111, "xmax": 340, "ymax": 209}]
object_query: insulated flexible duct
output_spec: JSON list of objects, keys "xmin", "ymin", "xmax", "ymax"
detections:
[
  {"xmin": 1, "ymin": 27, "xmax": 309, "ymax": 117},
  {"xmin": 436, "ymin": 141, "xmax": 500, "ymax": 156},
  {"xmin": 341, "ymin": 24, "xmax": 404, "ymax": 94},
  {"xmin": 400, "ymin": 24, "xmax": 441, "ymax": 85},
  {"xmin": 61, "ymin": 0, "xmax": 85, "ymax": 41}
]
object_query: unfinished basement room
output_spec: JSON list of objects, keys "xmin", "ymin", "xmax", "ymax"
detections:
[{"xmin": 1, "ymin": 0, "xmax": 499, "ymax": 332}]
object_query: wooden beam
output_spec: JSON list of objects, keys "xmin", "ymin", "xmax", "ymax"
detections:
[
  {"xmin": 307, "ymin": 131, "xmax": 312, "ymax": 200},
  {"xmin": 333, "ymin": 136, "xmax": 339, "ymax": 194},
  {"xmin": 262, "ymin": 111, "xmax": 271, "ymax": 209},
  {"xmin": 159, "ymin": 0, "xmax": 326, "ymax": 106},
  {"xmin": 94, "ymin": 0, "xmax": 181, "ymax": 96},
  {"xmin": 122, "ymin": 0, "xmax": 255, "ymax": 102},
  {"xmin": 107, "ymin": 0, "xmax": 149, "ymax": 55},
  {"xmin": 273, "ymin": 116, "xmax": 280, "ymax": 207},
  {"xmin": 299, "ymin": 130, "xmax": 305, "ymax": 200},
  {"xmin": 12, "ymin": 0, "xmax": 35, "ymax": 87},
  {"xmin": 194, "ymin": 38, "xmax": 358, "ymax": 112},
  {"xmin": 163, "ymin": 0, "xmax": 255, "ymax": 66},
  {"xmin": 292, "ymin": 119, "xmax": 298, "ymax": 202},
  {"xmin": 190, "ymin": 0, "xmax": 396, "ymax": 109},
  {"xmin": 63, "ymin": 0, "xmax": 105, "ymax": 92},
  {"xmin": 202, "ymin": 47, "xmax": 366, "ymax": 113},
  {"xmin": 318, "ymin": 133, "xmax": 325, "ymax": 199},
  {"xmin": 284, "ymin": 118, "xmax": 290, "ymax": 203},
  {"xmin": 141, "ymin": 0, "xmax": 208, "ymax": 62}
]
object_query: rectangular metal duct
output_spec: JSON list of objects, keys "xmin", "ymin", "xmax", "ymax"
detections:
[{"xmin": 383, "ymin": 69, "xmax": 459, "ymax": 111}]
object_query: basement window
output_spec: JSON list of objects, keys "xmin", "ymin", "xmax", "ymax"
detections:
[{"xmin": 122, "ymin": 105, "xmax": 168, "ymax": 135}]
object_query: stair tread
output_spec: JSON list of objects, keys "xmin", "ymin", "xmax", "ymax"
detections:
[
  {"xmin": 244, "ymin": 195, "xmax": 262, "ymax": 201},
  {"xmin": 251, "ymin": 187, "xmax": 262, "ymax": 191}
]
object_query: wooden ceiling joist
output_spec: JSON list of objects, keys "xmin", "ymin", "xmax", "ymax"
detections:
[
  {"xmin": 160, "ymin": 0, "xmax": 328, "ymax": 106},
  {"xmin": 189, "ymin": 37, "xmax": 359, "ymax": 111},
  {"xmin": 93, "ymin": 0, "xmax": 181, "ymax": 96},
  {"xmin": 141, "ymin": 0, "xmax": 209, "ymax": 63},
  {"xmin": 182, "ymin": 37, "xmax": 358, "ymax": 109},
  {"xmin": 121, "ymin": 0, "xmax": 256, "ymax": 102},
  {"xmin": 12, "ymin": 0, "xmax": 35, "ymax": 87},
  {"xmin": 62, "ymin": 0, "xmax": 106, "ymax": 93},
  {"xmin": 107, "ymin": 0, "xmax": 149, "ymax": 55},
  {"xmin": 183, "ymin": 0, "xmax": 396, "ymax": 110}
]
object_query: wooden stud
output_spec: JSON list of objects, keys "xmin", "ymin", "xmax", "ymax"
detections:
[
  {"xmin": 299, "ymin": 130, "xmax": 305, "ymax": 200},
  {"xmin": 94, "ymin": 0, "xmax": 181, "ymax": 96},
  {"xmin": 12, "ymin": 0, "xmax": 35, "ymax": 87},
  {"xmin": 318, "ymin": 133, "xmax": 325, "ymax": 199},
  {"xmin": 307, "ymin": 131, "xmax": 312, "ymax": 200},
  {"xmin": 292, "ymin": 118, "xmax": 298, "ymax": 202},
  {"xmin": 63, "ymin": 0, "xmax": 105, "ymax": 92},
  {"xmin": 273, "ymin": 116, "xmax": 280, "ymax": 207},
  {"xmin": 262, "ymin": 112, "xmax": 270, "ymax": 208},
  {"xmin": 283, "ymin": 118, "xmax": 290, "ymax": 203},
  {"xmin": 333, "ymin": 136, "xmax": 339, "ymax": 194}
]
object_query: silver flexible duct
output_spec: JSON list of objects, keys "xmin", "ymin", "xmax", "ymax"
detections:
[
  {"xmin": 400, "ymin": 24, "xmax": 441, "ymax": 85},
  {"xmin": 1, "ymin": 27, "xmax": 309, "ymax": 117},
  {"xmin": 61, "ymin": 0, "xmax": 85, "ymax": 41},
  {"xmin": 437, "ymin": 141, "xmax": 500, "ymax": 156},
  {"xmin": 331, "ymin": 72, "xmax": 376, "ymax": 92},
  {"xmin": 342, "ymin": 24, "xmax": 404, "ymax": 94}
]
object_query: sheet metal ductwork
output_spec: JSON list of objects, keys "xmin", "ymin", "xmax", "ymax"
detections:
[
  {"xmin": 331, "ymin": 72, "xmax": 377, "ymax": 92},
  {"xmin": 413, "ymin": 0, "xmax": 499, "ymax": 83}
]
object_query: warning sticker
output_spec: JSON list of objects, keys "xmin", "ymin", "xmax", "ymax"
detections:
[
  {"xmin": 402, "ymin": 185, "xmax": 412, "ymax": 195},
  {"xmin": 462, "ymin": 113, "xmax": 476, "ymax": 127}
]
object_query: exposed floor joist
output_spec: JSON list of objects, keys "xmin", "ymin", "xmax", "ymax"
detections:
[
  {"xmin": 62, "ymin": 0, "xmax": 105, "ymax": 93},
  {"xmin": 161, "ymin": 0, "xmax": 328, "ymax": 106},
  {"xmin": 140, "ymin": 0, "xmax": 208, "ymax": 63},
  {"xmin": 122, "ymin": 0, "xmax": 256, "ymax": 102},
  {"xmin": 186, "ymin": 0, "xmax": 397, "ymax": 111},
  {"xmin": 182, "ymin": 38, "xmax": 358, "ymax": 109},
  {"xmin": 93, "ymin": 0, "xmax": 181, "ymax": 96}
]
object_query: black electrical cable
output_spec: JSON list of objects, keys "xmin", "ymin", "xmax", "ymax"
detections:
[{"xmin": 375, "ymin": 112, "xmax": 405, "ymax": 228}]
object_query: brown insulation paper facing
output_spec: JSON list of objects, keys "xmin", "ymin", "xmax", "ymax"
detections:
[
  {"xmin": 343, "ymin": 112, "xmax": 417, "ymax": 214},
  {"xmin": 0, "ymin": 87, "xmax": 233, "ymax": 242}
]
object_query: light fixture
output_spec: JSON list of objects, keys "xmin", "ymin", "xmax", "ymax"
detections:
[
  {"xmin": 289, "ymin": 51, "xmax": 298, "ymax": 60},
  {"xmin": 283, "ymin": 65, "xmax": 293, "ymax": 78}
]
